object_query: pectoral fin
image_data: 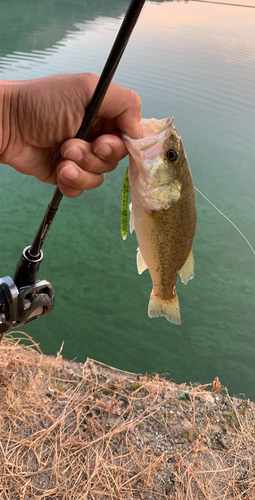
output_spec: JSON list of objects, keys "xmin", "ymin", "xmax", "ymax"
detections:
[
  {"xmin": 179, "ymin": 247, "xmax": 194, "ymax": 285},
  {"xmin": 148, "ymin": 291, "xmax": 181, "ymax": 325},
  {"xmin": 136, "ymin": 247, "xmax": 148, "ymax": 275},
  {"xmin": 150, "ymin": 211, "xmax": 163, "ymax": 242}
]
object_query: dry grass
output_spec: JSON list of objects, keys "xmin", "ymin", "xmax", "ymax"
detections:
[{"xmin": 0, "ymin": 332, "xmax": 254, "ymax": 499}]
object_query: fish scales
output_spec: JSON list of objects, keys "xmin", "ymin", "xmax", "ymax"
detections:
[{"xmin": 122, "ymin": 117, "xmax": 196, "ymax": 325}]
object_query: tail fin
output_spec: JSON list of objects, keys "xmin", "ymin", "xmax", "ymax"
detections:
[{"xmin": 148, "ymin": 292, "xmax": 181, "ymax": 325}]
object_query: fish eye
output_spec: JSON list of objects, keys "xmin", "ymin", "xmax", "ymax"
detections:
[{"xmin": 166, "ymin": 148, "xmax": 178, "ymax": 162}]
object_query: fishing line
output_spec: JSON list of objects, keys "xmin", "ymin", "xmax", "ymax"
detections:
[
  {"xmin": 194, "ymin": 186, "xmax": 255, "ymax": 255},
  {"xmin": 190, "ymin": 0, "xmax": 255, "ymax": 8}
]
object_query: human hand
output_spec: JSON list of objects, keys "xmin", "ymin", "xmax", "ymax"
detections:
[{"xmin": 0, "ymin": 74, "xmax": 141, "ymax": 197}]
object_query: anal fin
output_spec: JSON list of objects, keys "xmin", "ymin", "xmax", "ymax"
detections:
[
  {"xmin": 179, "ymin": 247, "xmax": 194, "ymax": 285},
  {"xmin": 136, "ymin": 247, "xmax": 148, "ymax": 275},
  {"xmin": 148, "ymin": 291, "xmax": 181, "ymax": 325}
]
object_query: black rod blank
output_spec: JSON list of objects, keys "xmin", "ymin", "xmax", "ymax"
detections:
[{"xmin": 29, "ymin": 0, "xmax": 146, "ymax": 258}]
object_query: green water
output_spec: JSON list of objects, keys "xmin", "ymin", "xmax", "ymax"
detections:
[{"xmin": 0, "ymin": 0, "xmax": 255, "ymax": 399}]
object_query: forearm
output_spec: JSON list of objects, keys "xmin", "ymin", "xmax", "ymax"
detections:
[
  {"xmin": 0, "ymin": 80, "xmax": 20, "ymax": 162},
  {"xmin": 0, "ymin": 80, "xmax": 4, "ymax": 158}
]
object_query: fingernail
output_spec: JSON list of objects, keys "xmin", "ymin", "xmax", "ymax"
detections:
[
  {"xmin": 59, "ymin": 165, "xmax": 79, "ymax": 181},
  {"xmin": 63, "ymin": 146, "xmax": 83, "ymax": 162},
  {"xmin": 94, "ymin": 143, "xmax": 112, "ymax": 158}
]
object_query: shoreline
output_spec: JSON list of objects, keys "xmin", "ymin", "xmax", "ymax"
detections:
[{"xmin": 0, "ymin": 333, "xmax": 254, "ymax": 499}]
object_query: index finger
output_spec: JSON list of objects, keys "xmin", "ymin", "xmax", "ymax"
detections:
[
  {"xmin": 99, "ymin": 83, "xmax": 141, "ymax": 139},
  {"xmin": 82, "ymin": 75, "xmax": 141, "ymax": 139}
]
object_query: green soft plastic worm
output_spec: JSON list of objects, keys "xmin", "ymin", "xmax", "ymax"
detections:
[{"xmin": 121, "ymin": 167, "xmax": 130, "ymax": 240}]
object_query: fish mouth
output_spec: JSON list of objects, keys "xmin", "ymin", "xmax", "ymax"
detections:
[
  {"xmin": 122, "ymin": 117, "xmax": 174, "ymax": 159},
  {"xmin": 121, "ymin": 116, "xmax": 174, "ymax": 147},
  {"xmin": 140, "ymin": 117, "xmax": 173, "ymax": 140}
]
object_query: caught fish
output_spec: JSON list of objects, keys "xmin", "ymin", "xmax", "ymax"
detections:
[{"xmin": 122, "ymin": 117, "xmax": 196, "ymax": 325}]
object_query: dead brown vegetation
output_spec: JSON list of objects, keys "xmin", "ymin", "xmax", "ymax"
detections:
[{"xmin": 0, "ymin": 332, "xmax": 254, "ymax": 499}]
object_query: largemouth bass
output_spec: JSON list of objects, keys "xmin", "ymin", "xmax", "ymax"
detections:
[{"xmin": 122, "ymin": 117, "xmax": 196, "ymax": 325}]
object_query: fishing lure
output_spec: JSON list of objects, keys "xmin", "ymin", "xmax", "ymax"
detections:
[{"xmin": 120, "ymin": 166, "xmax": 130, "ymax": 241}]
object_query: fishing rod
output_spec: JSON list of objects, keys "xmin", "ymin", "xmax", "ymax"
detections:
[{"xmin": 0, "ymin": 0, "xmax": 146, "ymax": 337}]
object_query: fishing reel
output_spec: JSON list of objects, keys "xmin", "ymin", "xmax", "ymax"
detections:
[{"xmin": 0, "ymin": 246, "xmax": 54, "ymax": 340}]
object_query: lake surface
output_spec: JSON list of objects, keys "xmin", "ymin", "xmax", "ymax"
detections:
[{"xmin": 0, "ymin": 0, "xmax": 255, "ymax": 399}]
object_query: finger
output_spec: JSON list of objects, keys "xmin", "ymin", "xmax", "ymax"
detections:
[
  {"xmin": 57, "ymin": 159, "xmax": 105, "ymax": 198},
  {"xmin": 74, "ymin": 75, "xmax": 141, "ymax": 139},
  {"xmin": 99, "ymin": 84, "xmax": 141, "ymax": 139},
  {"xmin": 61, "ymin": 134, "xmax": 127, "ymax": 174}
]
